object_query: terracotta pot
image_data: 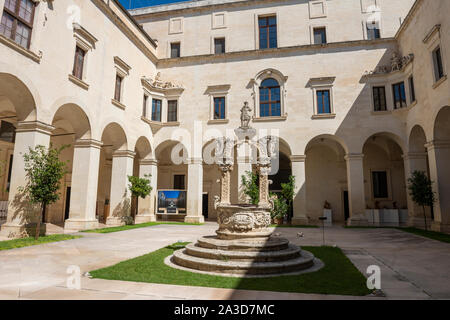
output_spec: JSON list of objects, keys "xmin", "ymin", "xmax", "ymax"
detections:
[{"xmin": 274, "ymin": 217, "xmax": 283, "ymax": 225}]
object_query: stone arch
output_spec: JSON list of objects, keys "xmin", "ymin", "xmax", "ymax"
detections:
[
  {"xmin": 101, "ymin": 122, "xmax": 128, "ymax": 152},
  {"xmin": 155, "ymin": 139, "xmax": 189, "ymax": 164},
  {"xmin": 0, "ymin": 72, "xmax": 37, "ymax": 122},
  {"xmin": 358, "ymin": 131, "xmax": 406, "ymax": 155},
  {"xmin": 304, "ymin": 134, "xmax": 348, "ymax": 223},
  {"xmin": 51, "ymin": 103, "xmax": 91, "ymax": 140},
  {"xmin": 134, "ymin": 136, "xmax": 153, "ymax": 160},
  {"xmin": 304, "ymin": 134, "xmax": 349, "ymax": 156},
  {"xmin": 408, "ymin": 125, "xmax": 428, "ymax": 153},
  {"xmin": 362, "ymin": 132, "xmax": 407, "ymax": 211},
  {"xmin": 433, "ymin": 106, "xmax": 450, "ymax": 142}
]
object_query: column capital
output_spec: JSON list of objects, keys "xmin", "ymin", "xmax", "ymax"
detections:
[
  {"xmin": 139, "ymin": 158, "xmax": 158, "ymax": 166},
  {"xmin": 402, "ymin": 152, "xmax": 428, "ymax": 161},
  {"xmin": 425, "ymin": 140, "xmax": 450, "ymax": 150},
  {"xmin": 112, "ymin": 150, "xmax": 136, "ymax": 158},
  {"xmin": 74, "ymin": 139, "xmax": 103, "ymax": 149},
  {"xmin": 188, "ymin": 157, "xmax": 203, "ymax": 165},
  {"xmin": 16, "ymin": 121, "xmax": 54, "ymax": 135},
  {"xmin": 290, "ymin": 155, "xmax": 306, "ymax": 162},
  {"xmin": 345, "ymin": 153, "xmax": 364, "ymax": 161}
]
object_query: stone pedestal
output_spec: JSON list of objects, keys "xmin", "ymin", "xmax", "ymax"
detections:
[
  {"xmin": 134, "ymin": 159, "xmax": 158, "ymax": 224},
  {"xmin": 185, "ymin": 158, "xmax": 205, "ymax": 224}
]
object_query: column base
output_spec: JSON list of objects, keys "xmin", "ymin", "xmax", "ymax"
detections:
[
  {"xmin": 0, "ymin": 222, "xmax": 46, "ymax": 239},
  {"xmin": 106, "ymin": 217, "xmax": 126, "ymax": 227},
  {"xmin": 407, "ymin": 216, "xmax": 429, "ymax": 229},
  {"xmin": 184, "ymin": 215, "xmax": 205, "ymax": 224},
  {"xmin": 291, "ymin": 216, "xmax": 309, "ymax": 226},
  {"xmin": 64, "ymin": 219, "xmax": 99, "ymax": 232},
  {"xmin": 346, "ymin": 216, "xmax": 369, "ymax": 227},
  {"xmin": 135, "ymin": 215, "xmax": 156, "ymax": 224},
  {"xmin": 431, "ymin": 221, "xmax": 450, "ymax": 234}
]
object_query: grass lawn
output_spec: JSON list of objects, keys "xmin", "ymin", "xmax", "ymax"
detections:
[
  {"xmin": 398, "ymin": 227, "xmax": 450, "ymax": 243},
  {"xmin": 90, "ymin": 243, "xmax": 371, "ymax": 296},
  {"xmin": 271, "ymin": 224, "xmax": 319, "ymax": 228},
  {"xmin": 82, "ymin": 222, "xmax": 203, "ymax": 234},
  {"xmin": 0, "ymin": 234, "xmax": 81, "ymax": 251}
]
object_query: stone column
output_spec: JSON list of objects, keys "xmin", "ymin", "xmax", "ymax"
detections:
[
  {"xmin": 345, "ymin": 153, "xmax": 368, "ymax": 226},
  {"xmin": 185, "ymin": 158, "xmax": 204, "ymax": 224},
  {"xmin": 64, "ymin": 139, "xmax": 102, "ymax": 231},
  {"xmin": 135, "ymin": 159, "xmax": 158, "ymax": 224},
  {"xmin": 290, "ymin": 155, "xmax": 309, "ymax": 225},
  {"xmin": 426, "ymin": 141, "xmax": 450, "ymax": 232},
  {"xmin": 0, "ymin": 121, "xmax": 54, "ymax": 238},
  {"xmin": 403, "ymin": 152, "xmax": 429, "ymax": 227},
  {"xmin": 106, "ymin": 150, "xmax": 135, "ymax": 226},
  {"xmin": 218, "ymin": 164, "xmax": 232, "ymax": 205}
]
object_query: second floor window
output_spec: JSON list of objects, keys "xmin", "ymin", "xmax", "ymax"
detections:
[
  {"xmin": 114, "ymin": 74, "xmax": 123, "ymax": 102},
  {"xmin": 171, "ymin": 42, "xmax": 180, "ymax": 58},
  {"xmin": 373, "ymin": 86, "xmax": 387, "ymax": 111},
  {"xmin": 259, "ymin": 78, "xmax": 281, "ymax": 117},
  {"xmin": 72, "ymin": 46, "xmax": 86, "ymax": 80},
  {"xmin": 214, "ymin": 38, "xmax": 225, "ymax": 54},
  {"xmin": 313, "ymin": 27, "xmax": 327, "ymax": 45},
  {"xmin": 316, "ymin": 90, "xmax": 331, "ymax": 114},
  {"xmin": 168, "ymin": 100, "xmax": 178, "ymax": 122},
  {"xmin": 433, "ymin": 47, "xmax": 445, "ymax": 82},
  {"xmin": 392, "ymin": 82, "xmax": 406, "ymax": 109},
  {"xmin": 0, "ymin": 0, "xmax": 35, "ymax": 49},
  {"xmin": 214, "ymin": 97, "xmax": 226, "ymax": 119},
  {"xmin": 259, "ymin": 16, "xmax": 277, "ymax": 49},
  {"xmin": 152, "ymin": 99, "xmax": 162, "ymax": 122}
]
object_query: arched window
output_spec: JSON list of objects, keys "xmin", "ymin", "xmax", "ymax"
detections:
[{"xmin": 259, "ymin": 78, "xmax": 281, "ymax": 117}]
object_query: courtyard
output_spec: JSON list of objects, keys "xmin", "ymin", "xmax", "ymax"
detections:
[{"xmin": 1, "ymin": 222, "xmax": 449, "ymax": 300}]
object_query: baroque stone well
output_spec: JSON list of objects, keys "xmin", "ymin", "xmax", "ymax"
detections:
[{"xmin": 168, "ymin": 104, "xmax": 319, "ymax": 276}]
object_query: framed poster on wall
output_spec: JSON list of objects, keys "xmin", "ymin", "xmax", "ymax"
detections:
[{"xmin": 157, "ymin": 190, "xmax": 187, "ymax": 214}]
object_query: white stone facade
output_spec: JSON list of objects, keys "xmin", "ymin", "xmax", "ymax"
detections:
[{"xmin": 0, "ymin": 0, "xmax": 448, "ymax": 237}]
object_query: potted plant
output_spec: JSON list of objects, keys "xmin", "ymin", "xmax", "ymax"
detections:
[{"xmin": 271, "ymin": 196, "xmax": 288, "ymax": 225}]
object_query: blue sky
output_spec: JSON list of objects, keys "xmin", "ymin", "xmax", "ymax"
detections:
[{"xmin": 119, "ymin": 0, "xmax": 191, "ymax": 9}]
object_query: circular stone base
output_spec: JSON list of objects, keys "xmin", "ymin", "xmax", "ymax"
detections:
[
  {"xmin": 165, "ymin": 252, "xmax": 324, "ymax": 278},
  {"xmin": 216, "ymin": 229, "xmax": 273, "ymax": 240}
]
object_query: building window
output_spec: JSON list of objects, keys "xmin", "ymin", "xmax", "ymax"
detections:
[
  {"xmin": 170, "ymin": 42, "xmax": 180, "ymax": 58},
  {"xmin": 373, "ymin": 86, "xmax": 387, "ymax": 111},
  {"xmin": 372, "ymin": 171, "xmax": 388, "ymax": 199},
  {"xmin": 408, "ymin": 76, "xmax": 416, "ymax": 103},
  {"xmin": 214, "ymin": 97, "xmax": 226, "ymax": 119},
  {"xmin": 114, "ymin": 74, "xmax": 123, "ymax": 102},
  {"xmin": 367, "ymin": 22, "xmax": 380, "ymax": 40},
  {"xmin": 0, "ymin": 0, "xmax": 35, "ymax": 49},
  {"xmin": 258, "ymin": 15, "xmax": 277, "ymax": 49},
  {"xmin": 167, "ymin": 100, "xmax": 178, "ymax": 122},
  {"xmin": 316, "ymin": 90, "xmax": 331, "ymax": 114},
  {"xmin": 142, "ymin": 94, "xmax": 148, "ymax": 117},
  {"xmin": 259, "ymin": 78, "xmax": 281, "ymax": 117},
  {"xmin": 214, "ymin": 38, "xmax": 225, "ymax": 54},
  {"xmin": 313, "ymin": 27, "xmax": 327, "ymax": 44},
  {"xmin": 433, "ymin": 46, "xmax": 445, "ymax": 82},
  {"xmin": 392, "ymin": 82, "xmax": 406, "ymax": 109},
  {"xmin": 151, "ymin": 99, "xmax": 162, "ymax": 122},
  {"xmin": 72, "ymin": 46, "xmax": 86, "ymax": 80},
  {"xmin": 174, "ymin": 175, "xmax": 185, "ymax": 190}
]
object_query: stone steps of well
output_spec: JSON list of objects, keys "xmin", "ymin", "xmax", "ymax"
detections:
[
  {"xmin": 172, "ymin": 248, "xmax": 315, "ymax": 275},
  {"xmin": 197, "ymin": 236, "xmax": 290, "ymax": 252},
  {"xmin": 185, "ymin": 243, "xmax": 301, "ymax": 262}
]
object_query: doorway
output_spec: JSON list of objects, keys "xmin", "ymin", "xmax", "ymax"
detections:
[
  {"xmin": 64, "ymin": 187, "xmax": 71, "ymax": 220},
  {"xmin": 202, "ymin": 193, "xmax": 208, "ymax": 219},
  {"xmin": 343, "ymin": 191, "xmax": 349, "ymax": 221}
]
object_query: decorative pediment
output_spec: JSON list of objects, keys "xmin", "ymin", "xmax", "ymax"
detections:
[
  {"xmin": 364, "ymin": 52, "xmax": 414, "ymax": 76},
  {"xmin": 141, "ymin": 72, "xmax": 184, "ymax": 94},
  {"xmin": 73, "ymin": 23, "xmax": 98, "ymax": 50}
]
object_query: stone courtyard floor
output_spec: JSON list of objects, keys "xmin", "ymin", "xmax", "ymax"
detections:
[{"xmin": 0, "ymin": 222, "xmax": 449, "ymax": 300}]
